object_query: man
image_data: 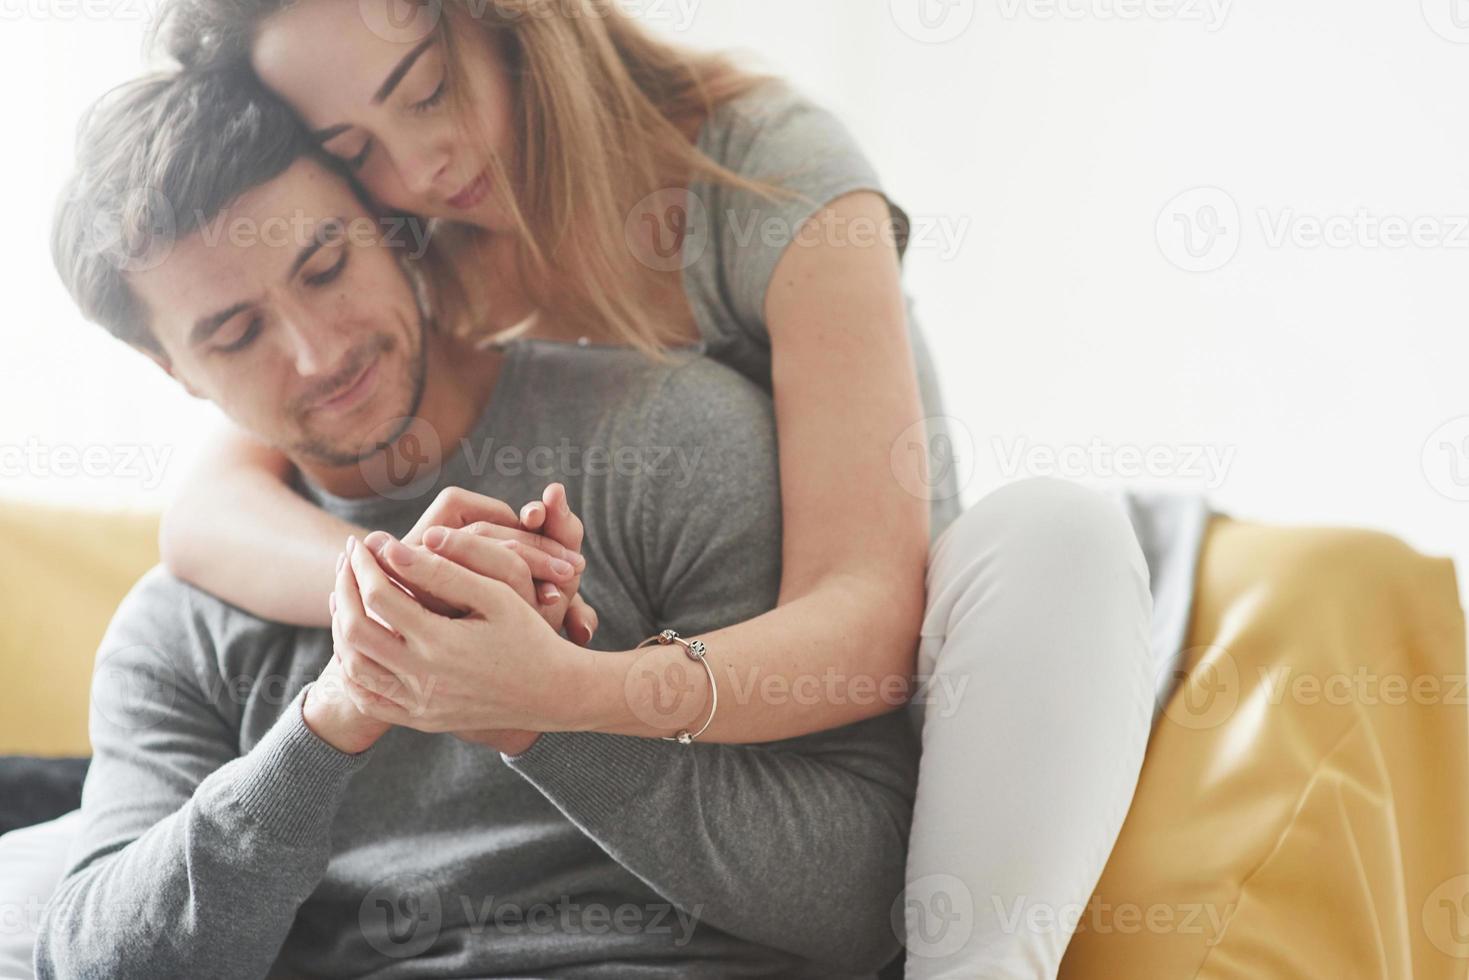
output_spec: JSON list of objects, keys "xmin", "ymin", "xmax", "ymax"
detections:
[{"xmin": 36, "ymin": 67, "xmax": 917, "ymax": 978}]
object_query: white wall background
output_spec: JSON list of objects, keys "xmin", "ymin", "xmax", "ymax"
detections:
[{"xmin": 4, "ymin": 0, "xmax": 1468, "ymax": 612}]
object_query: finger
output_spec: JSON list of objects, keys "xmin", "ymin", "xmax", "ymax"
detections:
[
  {"xmin": 432, "ymin": 486, "xmax": 520, "ymax": 528},
  {"xmin": 331, "ymin": 625, "xmax": 405, "ymax": 713},
  {"xmin": 337, "ymin": 664, "xmax": 408, "ymax": 719},
  {"xmin": 520, "ymin": 499, "xmax": 546, "ymax": 532},
  {"xmin": 538, "ymin": 483, "xmax": 585, "ymax": 554},
  {"xmin": 330, "ymin": 590, "xmax": 405, "ymax": 690},
  {"xmin": 347, "ymin": 535, "xmax": 435, "ymax": 639},
  {"xmin": 536, "ymin": 581, "xmax": 563, "ymax": 606},
  {"xmin": 564, "ymin": 594, "xmax": 599, "ymax": 646},
  {"xmin": 404, "ymin": 487, "xmax": 520, "ymax": 546},
  {"xmin": 433, "ymin": 524, "xmax": 578, "ymax": 586},
  {"xmin": 325, "ymin": 639, "xmax": 431, "ymax": 727},
  {"xmin": 333, "ymin": 547, "xmax": 412, "ymax": 696},
  {"xmin": 417, "ymin": 529, "xmax": 538, "ymax": 609},
  {"xmin": 364, "ymin": 531, "xmax": 514, "ymax": 617},
  {"xmin": 458, "ymin": 521, "xmax": 585, "ymax": 573},
  {"xmin": 345, "ymin": 687, "xmax": 420, "ymax": 727},
  {"xmin": 355, "ymin": 532, "xmax": 461, "ymax": 617}
]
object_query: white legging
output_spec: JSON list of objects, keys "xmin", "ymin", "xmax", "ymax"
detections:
[{"xmin": 902, "ymin": 478, "xmax": 1155, "ymax": 979}]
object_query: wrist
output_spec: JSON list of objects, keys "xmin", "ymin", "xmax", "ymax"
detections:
[
  {"xmin": 302, "ymin": 685, "xmax": 384, "ymax": 755},
  {"xmin": 565, "ymin": 641, "xmax": 710, "ymax": 738},
  {"xmin": 544, "ymin": 634, "xmax": 635, "ymax": 734}
]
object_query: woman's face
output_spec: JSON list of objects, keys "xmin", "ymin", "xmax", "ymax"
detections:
[{"xmin": 252, "ymin": 2, "xmax": 517, "ymax": 232}]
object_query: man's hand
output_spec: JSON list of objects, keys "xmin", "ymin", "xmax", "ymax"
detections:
[
  {"xmin": 303, "ymin": 654, "xmax": 392, "ymax": 755},
  {"xmin": 301, "ymin": 565, "xmax": 394, "ymax": 755}
]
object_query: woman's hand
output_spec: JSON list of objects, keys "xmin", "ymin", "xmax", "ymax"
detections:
[
  {"xmin": 329, "ymin": 530, "xmax": 594, "ymax": 740},
  {"xmin": 514, "ymin": 483, "xmax": 596, "ymax": 643},
  {"xmin": 372, "ymin": 485, "xmax": 597, "ymax": 645}
]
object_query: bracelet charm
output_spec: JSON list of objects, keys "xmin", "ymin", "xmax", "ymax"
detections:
[{"xmin": 638, "ymin": 629, "xmax": 718, "ymax": 743}]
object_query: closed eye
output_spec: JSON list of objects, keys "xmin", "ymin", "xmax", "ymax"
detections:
[
  {"xmin": 347, "ymin": 140, "xmax": 374, "ymax": 171},
  {"xmin": 305, "ymin": 248, "xmax": 349, "ymax": 288},
  {"xmin": 217, "ymin": 317, "xmax": 263, "ymax": 355},
  {"xmin": 409, "ymin": 76, "xmax": 447, "ymax": 115}
]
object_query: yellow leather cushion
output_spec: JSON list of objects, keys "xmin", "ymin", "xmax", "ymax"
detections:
[
  {"xmin": 0, "ymin": 501, "xmax": 159, "ymax": 757},
  {"xmin": 1060, "ymin": 518, "xmax": 1469, "ymax": 980}
]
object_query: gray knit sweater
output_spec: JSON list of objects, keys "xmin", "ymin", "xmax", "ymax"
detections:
[{"xmin": 34, "ymin": 342, "xmax": 918, "ymax": 979}]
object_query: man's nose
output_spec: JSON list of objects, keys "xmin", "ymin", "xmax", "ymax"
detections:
[{"xmin": 276, "ymin": 300, "xmax": 352, "ymax": 379}]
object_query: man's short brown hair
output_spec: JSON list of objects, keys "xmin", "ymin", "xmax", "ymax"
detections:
[{"xmin": 51, "ymin": 67, "xmax": 314, "ymax": 353}]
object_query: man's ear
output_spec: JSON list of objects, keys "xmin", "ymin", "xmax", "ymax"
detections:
[{"xmin": 139, "ymin": 346, "xmax": 204, "ymax": 399}]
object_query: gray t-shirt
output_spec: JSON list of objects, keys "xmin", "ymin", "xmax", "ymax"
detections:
[
  {"xmin": 36, "ymin": 343, "xmax": 918, "ymax": 980},
  {"xmin": 684, "ymin": 80, "xmax": 964, "ymax": 537}
]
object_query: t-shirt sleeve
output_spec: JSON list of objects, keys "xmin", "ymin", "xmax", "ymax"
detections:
[{"xmin": 695, "ymin": 81, "xmax": 913, "ymax": 345}]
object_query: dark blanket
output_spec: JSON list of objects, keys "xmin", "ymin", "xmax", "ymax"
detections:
[{"xmin": 0, "ymin": 757, "xmax": 89, "ymax": 835}]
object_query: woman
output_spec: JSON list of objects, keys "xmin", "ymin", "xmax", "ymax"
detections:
[{"xmin": 154, "ymin": 2, "xmax": 1156, "ymax": 974}]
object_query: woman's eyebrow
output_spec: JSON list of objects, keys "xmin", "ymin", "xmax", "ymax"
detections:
[
  {"xmin": 309, "ymin": 37, "xmax": 437, "ymax": 143},
  {"xmin": 312, "ymin": 123, "xmax": 351, "ymax": 144},
  {"xmin": 373, "ymin": 36, "xmax": 436, "ymax": 106}
]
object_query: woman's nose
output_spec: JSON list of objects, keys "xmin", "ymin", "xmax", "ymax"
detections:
[{"xmin": 394, "ymin": 143, "xmax": 453, "ymax": 199}]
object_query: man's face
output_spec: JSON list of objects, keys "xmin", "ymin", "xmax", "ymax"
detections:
[{"xmin": 129, "ymin": 158, "xmax": 426, "ymax": 467}]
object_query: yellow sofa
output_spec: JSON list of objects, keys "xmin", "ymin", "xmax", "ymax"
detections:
[
  {"xmin": 2, "ymin": 501, "xmax": 1465, "ymax": 977},
  {"xmin": 1059, "ymin": 518, "xmax": 1468, "ymax": 980},
  {"xmin": 0, "ymin": 502, "xmax": 160, "ymax": 758}
]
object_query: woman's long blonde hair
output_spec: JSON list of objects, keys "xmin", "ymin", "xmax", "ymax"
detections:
[{"xmin": 159, "ymin": 0, "xmax": 794, "ymax": 354}]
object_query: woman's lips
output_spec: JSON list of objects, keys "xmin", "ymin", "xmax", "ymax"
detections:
[
  {"xmin": 447, "ymin": 169, "xmax": 492, "ymax": 211},
  {"xmin": 313, "ymin": 359, "xmax": 379, "ymax": 416}
]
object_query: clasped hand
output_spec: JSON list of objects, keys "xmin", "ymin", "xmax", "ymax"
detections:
[{"xmin": 307, "ymin": 484, "xmax": 597, "ymax": 757}]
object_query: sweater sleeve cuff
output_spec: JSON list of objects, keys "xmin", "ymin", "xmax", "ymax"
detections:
[
  {"xmin": 230, "ymin": 683, "xmax": 375, "ymax": 846},
  {"xmin": 502, "ymin": 731, "xmax": 668, "ymax": 823}
]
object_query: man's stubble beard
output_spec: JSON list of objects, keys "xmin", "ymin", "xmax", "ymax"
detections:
[{"xmin": 287, "ymin": 312, "xmax": 430, "ymax": 469}]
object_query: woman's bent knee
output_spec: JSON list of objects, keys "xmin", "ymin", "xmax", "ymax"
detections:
[{"xmin": 928, "ymin": 476, "xmax": 1157, "ymax": 605}]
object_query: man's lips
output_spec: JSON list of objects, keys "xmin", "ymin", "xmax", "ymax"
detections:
[
  {"xmin": 311, "ymin": 359, "xmax": 379, "ymax": 416},
  {"xmin": 447, "ymin": 168, "xmax": 492, "ymax": 211}
]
